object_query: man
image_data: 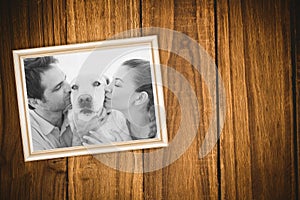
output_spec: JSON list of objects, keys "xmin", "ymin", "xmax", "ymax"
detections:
[{"xmin": 24, "ymin": 56, "xmax": 73, "ymax": 151}]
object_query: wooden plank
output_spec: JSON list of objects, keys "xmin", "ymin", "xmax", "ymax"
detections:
[
  {"xmin": 0, "ymin": 1, "xmax": 13, "ymax": 199},
  {"xmin": 218, "ymin": 0, "xmax": 296, "ymax": 199},
  {"xmin": 142, "ymin": 0, "xmax": 218, "ymax": 199},
  {"xmin": 0, "ymin": 0, "xmax": 68, "ymax": 199},
  {"xmin": 53, "ymin": 0, "xmax": 67, "ymax": 45},
  {"xmin": 295, "ymin": 0, "xmax": 300, "ymax": 196},
  {"xmin": 0, "ymin": 0, "xmax": 298, "ymax": 199},
  {"xmin": 217, "ymin": 1, "xmax": 251, "ymax": 199},
  {"xmin": 42, "ymin": 0, "xmax": 55, "ymax": 46},
  {"xmin": 42, "ymin": 0, "xmax": 67, "ymax": 46},
  {"xmin": 66, "ymin": 0, "xmax": 143, "ymax": 199}
]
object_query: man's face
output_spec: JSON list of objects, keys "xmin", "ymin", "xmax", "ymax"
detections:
[{"xmin": 38, "ymin": 64, "xmax": 71, "ymax": 112}]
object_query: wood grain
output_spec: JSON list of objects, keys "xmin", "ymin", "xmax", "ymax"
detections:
[
  {"xmin": 0, "ymin": 0, "xmax": 68, "ymax": 200},
  {"xmin": 0, "ymin": 0, "xmax": 298, "ymax": 199},
  {"xmin": 65, "ymin": 0, "xmax": 144, "ymax": 199},
  {"xmin": 142, "ymin": 0, "xmax": 218, "ymax": 199},
  {"xmin": 218, "ymin": 0, "xmax": 296, "ymax": 199},
  {"xmin": 295, "ymin": 0, "xmax": 300, "ymax": 197}
]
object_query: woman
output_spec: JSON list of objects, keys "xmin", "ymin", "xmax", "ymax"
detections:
[{"xmin": 83, "ymin": 59, "xmax": 157, "ymax": 144}]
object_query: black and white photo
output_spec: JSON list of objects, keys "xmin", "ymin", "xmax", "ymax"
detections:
[{"xmin": 13, "ymin": 36, "xmax": 168, "ymax": 161}]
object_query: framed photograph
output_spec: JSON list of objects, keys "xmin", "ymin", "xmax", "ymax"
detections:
[{"xmin": 13, "ymin": 35, "xmax": 168, "ymax": 161}]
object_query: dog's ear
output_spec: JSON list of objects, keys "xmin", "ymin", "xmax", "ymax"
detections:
[
  {"xmin": 70, "ymin": 77, "xmax": 77, "ymax": 89},
  {"xmin": 134, "ymin": 91, "xmax": 148, "ymax": 106},
  {"xmin": 67, "ymin": 110, "xmax": 76, "ymax": 132},
  {"xmin": 69, "ymin": 77, "xmax": 79, "ymax": 95}
]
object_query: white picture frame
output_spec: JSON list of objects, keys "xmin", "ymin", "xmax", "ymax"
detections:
[{"xmin": 13, "ymin": 35, "xmax": 168, "ymax": 161}]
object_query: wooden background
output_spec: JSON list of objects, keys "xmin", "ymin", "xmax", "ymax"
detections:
[{"xmin": 0, "ymin": 0, "xmax": 299, "ymax": 199}]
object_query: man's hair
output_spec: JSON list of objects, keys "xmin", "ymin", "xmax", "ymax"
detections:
[{"xmin": 24, "ymin": 56, "xmax": 57, "ymax": 109}]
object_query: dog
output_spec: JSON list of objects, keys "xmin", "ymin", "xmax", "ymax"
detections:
[{"xmin": 68, "ymin": 72, "xmax": 131, "ymax": 145}]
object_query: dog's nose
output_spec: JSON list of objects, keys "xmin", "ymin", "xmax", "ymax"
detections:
[{"xmin": 78, "ymin": 94, "xmax": 92, "ymax": 107}]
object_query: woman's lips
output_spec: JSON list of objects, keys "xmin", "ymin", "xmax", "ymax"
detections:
[
  {"xmin": 104, "ymin": 96, "xmax": 111, "ymax": 103},
  {"xmin": 105, "ymin": 94, "xmax": 111, "ymax": 100},
  {"xmin": 104, "ymin": 98, "xmax": 111, "ymax": 109}
]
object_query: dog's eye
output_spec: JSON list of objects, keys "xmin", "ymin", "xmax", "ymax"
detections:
[
  {"xmin": 93, "ymin": 81, "xmax": 101, "ymax": 87},
  {"xmin": 105, "ymin": 77, "xmax": 110, "ymax": 85},
  {"xmin": 71, "ymin": 85, "xmax": 78, "ymax": 90}
]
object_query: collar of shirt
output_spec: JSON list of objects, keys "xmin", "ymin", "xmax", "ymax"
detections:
[{"xmin": 30, "ymin": 109, "xmax": 69, "ymax": 136}]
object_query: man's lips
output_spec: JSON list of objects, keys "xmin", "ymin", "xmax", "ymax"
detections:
[{"xmin": 66, "ymin": 96, "xmax": 71, "ymax": 102}]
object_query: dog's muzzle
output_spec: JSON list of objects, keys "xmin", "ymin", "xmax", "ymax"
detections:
[{"xmin": 78, "ymin": 94, "xmax": 93, "ymax": 108}]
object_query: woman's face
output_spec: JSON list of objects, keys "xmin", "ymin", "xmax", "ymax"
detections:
[{"xmin": 104, "ymin": 65, "xmax": 137, "ymax": 111}]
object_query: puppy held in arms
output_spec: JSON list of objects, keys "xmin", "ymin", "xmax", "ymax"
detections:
[{"xmin": 68, "ymin": 72, "xmax": 131, "ymax": 146}]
